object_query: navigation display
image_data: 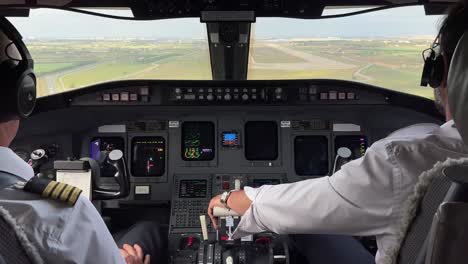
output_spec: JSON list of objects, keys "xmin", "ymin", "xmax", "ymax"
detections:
[
  {"xmin": 334, "ymin": 135, "xmax": 368, "ymax": 159},
  {"xmin": 90, "ymin": 137, "xmax": 125, "ymax": 177},
  {"xmin": 179, "ymin": 180, "xmax": 208, "ymax": 198},
  {"xmin": 182, "ymin": 122, "xmax": 215, "ymax": 161},
  {"xmin": 294, "ymin": 136, "xmax": 329, "ymax": 176},
  {"xmin": 245, "ymin": 121, "xmax": 278, "ymax": 160},
  {"xmin": 131, "ymin": 137, "xmax": 166, "ymax": 177}
]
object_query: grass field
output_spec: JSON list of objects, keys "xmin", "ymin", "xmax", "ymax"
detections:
[
  {"xmin": 28, "ymin": 38, "xmax": 434, "ymax": 99},
  {"xmin": 35, "ymin": 62, "xmax": 75, "ymax": 75},
  {"xmin": 62, "ymin": 62, "xmax": 155, "ymax": 89}
]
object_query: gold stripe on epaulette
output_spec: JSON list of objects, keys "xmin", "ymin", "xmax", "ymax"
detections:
[
  {"xmin": 59, "ymin": 184, "xmax": 74, "ymax": 202},
  {"xmin": 42, "ymin": 181, "xmax": 58, "ymax": 198},
  {"xmin": 51, "ymin": 182, "xmax": 66, "ymax": 199},
  {"xmin": 67, "ymin": 187, "xmax": 82, "ymax": 205}
]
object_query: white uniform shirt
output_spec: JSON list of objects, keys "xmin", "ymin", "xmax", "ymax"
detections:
[
  {"xmin": 0, "ymin": 147, "xmax": 125, "ymax": 264},
  {"xmin": 233, "ymin": 121, "xmax": 468, "ymax": 263}
]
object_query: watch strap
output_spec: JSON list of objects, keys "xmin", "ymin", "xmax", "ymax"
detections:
[{"xmin": 220, "ymin": 191, "xmax": 233, "ymax": 209}]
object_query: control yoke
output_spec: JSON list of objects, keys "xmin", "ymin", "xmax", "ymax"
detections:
[{"xmin": 92, "ymin": 149, "xmax": 130, "ymax": 200}]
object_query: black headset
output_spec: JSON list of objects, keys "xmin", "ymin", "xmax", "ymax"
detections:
[
  {"xmin": 0, "ymin": 17, "xmax": 36, "ymax": 118},
  {"xmin": 420, "ymin": 32, "xmax": 445, "ymax": 89}
]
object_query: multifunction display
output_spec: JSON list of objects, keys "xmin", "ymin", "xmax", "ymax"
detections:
[
  {"xmin": 245, "ymin": 121, "xmax": 278, "ymax": 160},
  {"xmin": 179, "ymin": 180, "xmax": 208, "ymax": 198},
  {"xmin": 90, "ymin": 137, "xmax": 125, "ymax": 177},
  {"xmin": 294, "ymin": 136, "xmax": 329, "ymax": 176},
  {"xmin": 131, "ymin": 137, "xmax": 166, "ymax": 177},
  {"xmin": 182, "ymin": 122, "xmax": 215, "ymax": 161},
  {"xmin": 334, "ymin": 135, "xmax": 368, "ymax": 159}
]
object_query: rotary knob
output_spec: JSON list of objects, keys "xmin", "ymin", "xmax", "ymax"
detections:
[
  {"xmin": 207, "ymin": 94, "xmax": 214, "ymax": 101},
  {"xmin": 31, "ymin": 149, "xmax": 47, "ymax": 161},
  {"xmin": 242, "ymin": 94, "xmax": 249, "ymax": 101},
  {"xmin": 224, "ymin": 94, "xmax": 232, "ymax": 101}
]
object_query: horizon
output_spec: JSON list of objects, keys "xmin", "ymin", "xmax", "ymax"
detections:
[{"xmin": 22, "ymin": 35, "xmax": 436, "ymax": 41}]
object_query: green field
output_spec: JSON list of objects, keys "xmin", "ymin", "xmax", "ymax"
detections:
[
  {"xmin": 27, "ymin": 38, "xmax": 434, "ymax": 99},
  {"xmin": 35, "ymin": 62, "xmax": 75, "ymax": 75},
  {"xmin": 62, "ymin": 62, "xmax": 155, "ymax": 89}
]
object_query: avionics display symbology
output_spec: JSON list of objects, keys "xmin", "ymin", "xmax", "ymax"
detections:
[
  {"xmin": 131, "ymin": 137, "xmax": 166, "ymax": 177},
  {"xmin": 182, "ymin": 122, "xmax": 215, "ymax": 161}
]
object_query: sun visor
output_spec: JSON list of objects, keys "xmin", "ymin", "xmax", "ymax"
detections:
[{"xmin": 448, "ymin": 32, "xmax": 468, "ymax": 144}]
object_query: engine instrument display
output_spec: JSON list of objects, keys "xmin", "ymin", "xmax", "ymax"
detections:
[
  {"xmin": 179, "ymin": 180, "xmax": 208, "ymax": 198},
  {"xmin": 90, "ymin": 137, "xmax": 125, "ymax": 177},
  {"xmin": 294, "ymin": 136, "xmax": 329, "ymax": 176},
  {"xmin": 334, "ymin": 135, "xmax": 368, "ymax": 159},
  {"xmin": 245, "ymin": 121, "xmax": 278, "ymax": 160},
  {"xmin": 182, "ymin": 122, "xmax": 215, "ymax": 161},
  {"xmin": 131, "ymin": 137, "xmax": 166, "ymax": 177}
]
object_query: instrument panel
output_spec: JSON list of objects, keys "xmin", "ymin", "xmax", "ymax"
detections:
[
  {"xmin": 14, "ymin": 79, "xmax": 442, "ymax": 204},
  {"xmin": 87, "ymin": 119, "xmax": 367, "ymax": 183},
  {"xmin": 11, "ymin": 79, "xmax": 442, "ymax": 263}
]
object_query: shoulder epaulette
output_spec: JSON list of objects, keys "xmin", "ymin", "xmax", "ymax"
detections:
[{"xmin": 23, "ymin": 177, "xmax": 82, "ymax": 206}]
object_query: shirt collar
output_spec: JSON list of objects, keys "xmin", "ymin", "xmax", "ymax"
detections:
[
  {"xmin": 438, "ymin": 120, "xmax": 462, "ymax": 139},
  {"xmin": 0, "ymin": 146, "xmax": 34, "ymax": 181}
]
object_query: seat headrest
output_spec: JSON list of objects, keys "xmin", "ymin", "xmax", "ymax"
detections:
[{"xmin": 448, "ymin": 32, "xmax": 468, "ymax": 145}]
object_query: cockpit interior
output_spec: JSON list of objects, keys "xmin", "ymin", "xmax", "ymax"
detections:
[{"xmin": 1, "ymin": 0, "xmax": 467, "ymax": 263}]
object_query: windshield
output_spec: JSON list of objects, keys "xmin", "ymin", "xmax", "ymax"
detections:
[
  {"xmin": 10, "ymin": 7, "xmax": 442, "ymax": 99},
  {"xmin": 10, "ymin": 10, "xmax": 212, "ymax": 97},
  {"xmin": 249, "ymin": 7, "xmax": 442, "ymax": 99}
]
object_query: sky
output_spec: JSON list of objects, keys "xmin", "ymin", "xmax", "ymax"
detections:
[{"xmin": 8, "ymin": 6, "xmax": 444, "ymax": 40}]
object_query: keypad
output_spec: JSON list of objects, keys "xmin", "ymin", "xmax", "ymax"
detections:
[{"xmin": 173, "ymin": 200, "xmax": 208, "ymax": 227}]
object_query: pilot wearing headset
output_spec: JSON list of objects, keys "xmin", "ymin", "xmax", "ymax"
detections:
[
  {"xmin": 0, "ymin": 18, "xmax": 164, "ymax": 264},
  {"xmin": 208, "ymin": 1, "xmax": 468, "ymax": 264}
]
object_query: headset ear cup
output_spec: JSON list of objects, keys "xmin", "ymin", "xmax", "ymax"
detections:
[
  {"xmin": 430, "ymin": 55, "xmax": 445, "ymax": 88},
  {"xmin": 421, "ymin": 55, "xmax": 435, "ymax": 87},
  {"xmin": 16, "ymin": 69, "xmax": 37, "ymax": 118},
  {"xmin": 0, "ymin": 60, "xmax": 36, "ymax": 118},
  {"xmin": 420, "ymin": 48, "xmax": 446, "ymax": 89}
]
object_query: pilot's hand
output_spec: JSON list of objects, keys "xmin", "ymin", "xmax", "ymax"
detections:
[
  {"xmin": 208, "ymin": 191, "xmax": 253, "ymax": 229},
  {"xmin": 208, "ymin": 194, "xmax": 224, "ymax": 229},
  {"xmin": 119, "ymin": 244, "xmax": 150, "ymax": 264}
]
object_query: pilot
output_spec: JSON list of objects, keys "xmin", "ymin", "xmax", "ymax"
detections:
[
  {"xmin": 208, "ymin": 1, "xmax": 468, "ymax": 263},
  {"xmin": 0, "ymin": 24, "xmax": 164, "ymax": 264}
]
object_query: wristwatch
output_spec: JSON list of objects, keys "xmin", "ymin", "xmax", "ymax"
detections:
[{"xmin": 220, "ymin": 191, "xmax": 233, "ymax": 209}]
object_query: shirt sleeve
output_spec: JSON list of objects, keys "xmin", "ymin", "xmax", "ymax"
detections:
[
  {"xmin": 232, "ymin": 141, "xmax": 399, "ymax": 239},
  {"xmin": 46, "ymin": 196, "xmax": 125, "ymax": 264}
]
